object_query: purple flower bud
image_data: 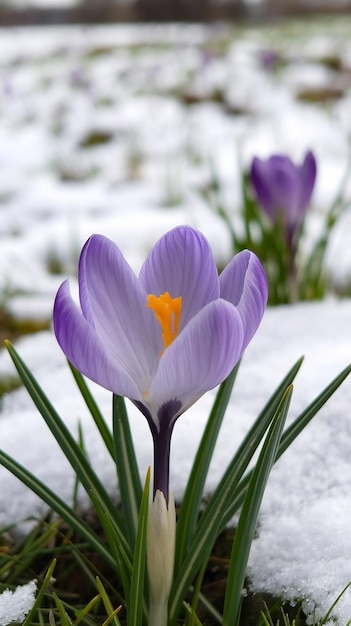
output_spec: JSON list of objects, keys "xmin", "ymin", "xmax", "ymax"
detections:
[
  {"xmin": 250, "ymin": 151, "xmax": 317, "ymax": 247},
  {"xmin": 258, "ymin": 48, "xmax": 281, "ymax": 71}
]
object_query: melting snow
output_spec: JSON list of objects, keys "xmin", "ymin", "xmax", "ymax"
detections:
[
  {"xmin": 0, "ymin": 20, "xmax": 351, "ymax": 624},
  {"xmin": 0, "ymin": 581, "xmax": 37, "ymax": 626}
]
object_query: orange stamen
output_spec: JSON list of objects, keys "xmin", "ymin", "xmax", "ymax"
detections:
[{"xmin": 147, "ymin": 291, "xmax": 182, "ymax": 350}]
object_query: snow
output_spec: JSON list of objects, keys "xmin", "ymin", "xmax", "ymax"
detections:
[
  {"xmin": 0, "ymin": 581, "xmax": 37, "ymax": 626},
  {"xmin": 0, "ymin": 20, "xmax": 351, "ymax": 624}
]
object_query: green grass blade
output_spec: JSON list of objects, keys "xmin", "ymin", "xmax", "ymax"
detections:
[
  {"xmin": 113, "ymin": 394, "xmax": 143, "ymax": 550},
  {"xmin": 196, "ymin": 593, "xmax": 222, "ymax": 624},
  {"xmin": 5, "ymin": 341, "xmax": 128, "ymax": 552},
  {"xmin": 276, "ymin": 363, "xmax": 351, "ymax": 460},
  {"xmin": 0, "ymin": 517, "xmax": 61, "ymax": 583},
  {"xmin": 92, "ymin": 491, "xmax": 133, "ymax": 605},
  {"xmin": 96, "ymin": 577, "xmax": 122, "ymax": 626},
  {"xmin": 22, "ymin": 558, "xmax": 57, "ymax": 626},
  {"xmin": 169, "ymin": 358, "xmax": 303, "ymax": 624},
  {"xmin": 69, "ymin": 362, "xmax": 115, "ymax": 461},
  {"xmin": 53, "ymin": 592, "xmax": 74, "ymax": 626},
  {"xmin": 72, "ymin": 595, "xmax": 101, "ymax": 625},
  {"xmin": 175, "ymin": 363, "xmax": 240, "ymax": 573},
  {"xmin": 214, "ymin": 357, "xmax": 303, "ymax": 507},
  {"xmin": 0, "ymin": 450, "xmax": 117, "ymax": 570},
  {"xmin": 222, "ymin": 386, "xmax": 293, "ymax": 626},
  {"xmin": 185, "ymin": 560, "xmax": 206, "ymax": 625},
  {"xmin": 73, "ymin": 595, "xmax": 101, "ymax": 626},
  {"xmin": 221, "ymin": 363, "xmax": 351, "ymax": 528},
  {"xmin": 319, "ymin": 580, "xmax": 351, "ymax": 626},
  {"xmin": 183, "ymin": 603, "xmax": 205, "ymax": 626},
  {"xmin": 128, "ymin": 468, "xmax": 150, "ymax": 626}
]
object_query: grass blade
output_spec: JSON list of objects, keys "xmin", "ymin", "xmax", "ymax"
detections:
[
  {"xmin": 96, "ymin": 577, "xmax": 122, "ymax": 626},
  {"xmin": 175, "ymin": 363, "xmax": 240, "ymax": 572},
  {"xmin": 92, "ymin": 491, "xmax": 133, "ymax": 605},
  {"xmin": 69, "ymin": 362, "xmax": 115, "ymax": 461},
  {"xmin": 0, "ymin": 517, "xmax": 61, "ymax": 583},
  {"xmin": 0, "ymin": 450, "xmax": 117, "ymax": 571},
  {"xmin": 5, "ymin": 341, "xmax": 128, "ymax": 553},
  {"xmin": 113, "ymin": 394, "xmax": 143, "ymax": 550},
  {"xmin": 53, "ymin": 592, "xmax": 74, "ymax": 626},
  {"xmin": 222, "ymin": 363, "xmax": 351, "ymax": 528},
  {"xmin": 319, "ymin": 580, "xmax": 351, "ymax": 626},
  {"xmin": 276, "ymin": 363, "xmax": 351, "ymax": 460},
  {"xmin": 183, "ymin": 603, "xmax": 205, "ymax": 626},
  {"xmin": 22, "ymin": 558, "xmax": 57, "ymax": 626},
  {"xmin": 128, "ymin": 468, "xmax": 150, "ymax": 626},
  {"xmin": 74, "ymin": 594, "xmax": 101, "ymax": 626},
  {"xmin": 169, "ymin": 357, "xmax": 303, "ymax": 624},
  {"xmin": 222, "ymin": 386, "xmax": 293, "ymax": 626}
]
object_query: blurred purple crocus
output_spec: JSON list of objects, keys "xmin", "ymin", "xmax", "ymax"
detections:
[
  {"xmin": 250, "ymin": 151, "xmax": 317, "ymax": 248},
  {"xmin": 53, "ymin": 226, "xmax": 267, "ymax": 502}
]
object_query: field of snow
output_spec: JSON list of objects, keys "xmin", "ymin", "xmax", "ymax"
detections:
[{"xmin": 0, "ymin": 18, "xmax": 351, "ymax": 623}]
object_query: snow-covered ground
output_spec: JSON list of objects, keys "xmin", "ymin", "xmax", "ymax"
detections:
[{"xmin": 0, "ymin": 20, "xmax": 351, "ymax": 624}]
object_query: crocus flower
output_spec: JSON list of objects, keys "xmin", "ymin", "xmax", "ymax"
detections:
[
  {"xmin": 258, "ymin": 48, "xmax": 281, "ymax": 71},
  {"xmin": 250, "ymin": 151, "xmax": 317, "ymax": 248},
  {"xmin": 54, "ymin": 225, "xmax": 267, "ymax": 626},
  {"xmin": 53, "ymin": 225, "xmax": 267, "ymax": 502}
]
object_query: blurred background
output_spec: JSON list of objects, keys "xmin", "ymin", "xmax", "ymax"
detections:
[
  {"xmin": 1, "ymin": 0, "xmax": 351, "ymax": 340},
  {"xmin": 0, "ymin": 0, "xmax": 350, "ymax": 25}
]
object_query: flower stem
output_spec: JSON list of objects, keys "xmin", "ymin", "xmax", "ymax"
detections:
[{"xmin": 152, "ymin": 425, "xmax": 173, "ymax": 502}]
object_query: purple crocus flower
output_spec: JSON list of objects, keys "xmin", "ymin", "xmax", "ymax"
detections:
[
  {"xmin": 250, "ymin": 151, "xmax": 317, "ymax": 248},
  {"xmin": 53, "ymin": 226, "xmax": 267, "ymax": 502}
]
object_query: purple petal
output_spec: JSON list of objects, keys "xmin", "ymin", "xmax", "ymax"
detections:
[
  {"xmin": 251, "ymin": 155, "xmax": 299, "ymax": 220},
  {"xmin": 268, "ymin": 156, "xmax": 300, "ymax": 218},
  {"xmin": 219, "ymin": 250, "xmax": 268, "ymax": 349},
  {"xmin": 53, "ymin": 280, "xmax": 141, "ymax": 400},
  {"xmin": 139, "ymin": 226, "xmax": 220, "ymax": 329},
  {"xmin": 250, "ymin": 157, "xmax": 276, "ymax": 220},
  {"xmin": 149, "ymin": 299, "xmax": 244, "ymax": 425},
  {"xmin": 298, "ymin": 150, "xmax": 317, "ymax": 212},
  {"xmin": 78, "ymin": 234, "xmax": 160, "ymax": 385}
]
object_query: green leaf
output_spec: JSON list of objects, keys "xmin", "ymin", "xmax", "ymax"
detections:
[
  {"xmin": 184, "ymin": 557, "xmax": 208, "ymax": 626},
  {"xmin": 0, "ymin": 450, "xmax": 116, "ymax": 571},
  {"xmin": 4, "ymin": 341, "xmax": 128, "ymax": 555},
  {"xmin": 69, "ymin": 362, "xmax": 115, "ymax": 461},
  {"xmin": 0, "ymin": 516, "xmax": 61, "ymax": 583},
  {"xmin": 319, "ymin": 580, "xmax": 351, "ymax": 626},
  {"xmin": 92, "ymin": 490, "xmax": 133, "ymax": 605},
  {"xmin": 128, "ymin": 468, "xmax": 150, "ymax": 626},
  {"xmin": 22, "ymin": 558, "xmax": 57, "ymax": 626},
  {"xmin": 222, "ymin": 363, "xmax": 351, "ymax": 527},
  {"xmin": 183, "ymin": 602, "xmax": 205, "ymax": 626},
  {"xmin": 73, "ymin": 594, "xmax": 101, "ymax": 625},
  {"xmin": 175, "ymin": 362, "xmax": 240, "ymax": 572},
  {"xmin": 169, "ymin": 357, "xmax": 303, "ymax": 624},
  {"xmin": 277, "ymin": 363, "xmax": 351, "ymax": 461},
  {"xmin": 53, "ymin": 592, "xmax": 74, "ymax": 626},
  {"xmin": 222, "ymin": 386, "xmax": 293, "ymax": 626},
  {"xmin": 96, "ymin": 577, "xmax": 122, "ymax": 626},
  {"xmin": 113, "ymin": 394, "xmax": 143, "ymax": 550}
]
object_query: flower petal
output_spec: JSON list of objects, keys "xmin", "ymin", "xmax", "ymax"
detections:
[
  {"xmin": 298, "ymin": 150, "xmax": 317, "ymax": 212},
  {"xmin": 78, "ymin": 234, "xmax": 160, "ymax": 385},
  {"xmin": 148, "ymin": 299, "xmax": 244, "ymax": 425},
  {"xmin": 53, "ymin": 280, "xmax": 141, "ymax": 400},
  {"xmin": 219, "ymin": 250, "xmax": 268, "ymax": 349},
  {"xmin": 250, "ymin": 157, "xmax": 276, "ymax": 219},
  {"xmin": 139, "ymin": 226, "xmax": 220, "ymax": 329},
  {"xmin": 251, "ymin": 156, "xmax": 299, "ymax": 220},
  {"xmin": 268, "ymin": 156, "xmax": 300, "ymax": 217}
]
